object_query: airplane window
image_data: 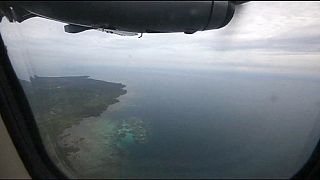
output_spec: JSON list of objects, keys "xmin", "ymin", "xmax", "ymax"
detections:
[{"xmin": 1, "ymin": 1, "xmax": 320, "ymax": 179}]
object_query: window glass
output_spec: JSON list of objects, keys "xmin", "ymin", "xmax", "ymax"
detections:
[{"xmin": 1, "ymin": 2, "xmax": 320, "ymax": 178}]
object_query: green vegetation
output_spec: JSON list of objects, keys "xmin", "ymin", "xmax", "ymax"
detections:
[
  {"xmin": 20, "ymin": 76, "xmax": 128, "ymax": 176},
  {"xmin": 21, "ymin": 76, "xmax": 127, "ymax": 136}
]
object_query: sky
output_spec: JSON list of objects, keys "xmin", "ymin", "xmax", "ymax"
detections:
[{"xmin": 0, "ymin": 1, "xmax": 320, "ymax": 79}]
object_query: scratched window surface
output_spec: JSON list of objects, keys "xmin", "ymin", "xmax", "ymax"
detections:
[{"xmin": 1, "ymin": 2, "xmax": 320, "ymax": 179}]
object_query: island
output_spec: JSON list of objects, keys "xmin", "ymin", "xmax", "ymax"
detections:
[
  {"xmin": 19, "ymin": 76, "xmax": 148, "ymax": 178},
  {"xmin": 20, "ymin": 76, "xmax": 148, "ymax": 178},
  {"xmin": 20, "ymin": 76, "xmax": 126, "ymax": 133},
  {"xmin": 20, "ymin": 76, "xmax": 127, "ymax": 175}
]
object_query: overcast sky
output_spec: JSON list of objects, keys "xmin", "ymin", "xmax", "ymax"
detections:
[{"xmin": 1, "ymin": 1, "xmax": 320, "ymax": 78}]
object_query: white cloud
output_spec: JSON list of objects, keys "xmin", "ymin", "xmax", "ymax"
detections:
[{"xmin": 0, "ymin": 1, "xmax": 320, "ymax": 78}]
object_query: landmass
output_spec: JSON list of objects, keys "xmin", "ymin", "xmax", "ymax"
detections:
[
  {"xmin": 19, "ymin": 76, "xmax": 148, "ymax": 178},
  {"xmin": 20, "ymin": 75, "xmax": 127, "ymax": 135}
]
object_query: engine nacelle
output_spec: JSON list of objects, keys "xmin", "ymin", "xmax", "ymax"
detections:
[{"xmin": 1, "ymin": 1, "xmax": 236, "ymax": 34}]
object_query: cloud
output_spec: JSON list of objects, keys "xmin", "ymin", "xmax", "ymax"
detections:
[{"xmin": 0, "ymin": 1, "xmax": 320, "ymax": 78}]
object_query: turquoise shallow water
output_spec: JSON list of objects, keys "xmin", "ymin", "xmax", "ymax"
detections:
[{"xmin": 118, "ymin": 133, "xmax": 135, "ymax": 149}]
